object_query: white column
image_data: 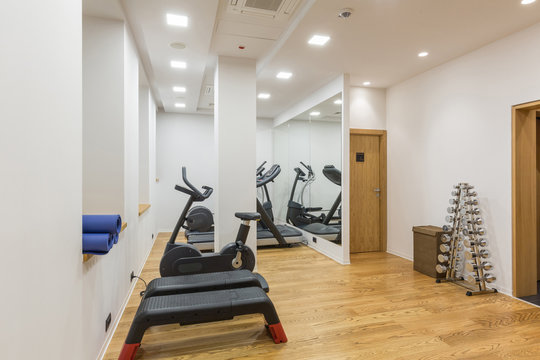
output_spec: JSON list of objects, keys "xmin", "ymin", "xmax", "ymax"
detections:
[{"xmin": 214, "ymin": 56, "xmax": 257, "ymax": 255}]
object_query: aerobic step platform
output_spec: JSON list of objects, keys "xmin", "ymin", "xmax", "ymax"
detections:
[
  {"xmin": 144, "ymin": 270, "xmax": 269, "ymax": 298},
  {"xmin": 119, "ymin": 287, "xmax": 287, "ymax": 360}
]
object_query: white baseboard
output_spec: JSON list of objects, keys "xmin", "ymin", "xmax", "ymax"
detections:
[
  {"xmin": 386, "ymin": 248, "xmax": 413, "ymax": 261},
  {"xmin": 96, "ymin": 235, "xmax": 157, "ymax": 360}
]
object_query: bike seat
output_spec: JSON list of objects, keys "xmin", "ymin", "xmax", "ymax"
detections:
[{"xmin": 235, "ymin": 212, "xmax": 261, "ymax": 221}]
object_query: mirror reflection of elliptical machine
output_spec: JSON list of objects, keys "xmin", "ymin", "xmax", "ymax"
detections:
[
  {"xmin": 286, "ymin": 163, "xmax": 341, "ymax": 241},
  {"xmin": 286, "ymin": 162, "xmax": 326, "ymax": 227}
]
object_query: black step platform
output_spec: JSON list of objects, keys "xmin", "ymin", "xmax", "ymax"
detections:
[
  {"xmin": 144, "ymin": 270, "xmax": 269, "ymax": 298},
  {"xmin": 119, "ymin": 287, "xmax": 287, "ymax": 360}
]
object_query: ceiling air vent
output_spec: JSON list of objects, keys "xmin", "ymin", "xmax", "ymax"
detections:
[
  {"xmin": 228, "ymin": 0, "xmax": 299, "ymax": 19},
  {"xmin": 245, "ymin": 0, "xmax": 283, "ymax": 12},
  {"xmin": 204, "ymin": 85, "xmax": 214, "ymax": 96}
]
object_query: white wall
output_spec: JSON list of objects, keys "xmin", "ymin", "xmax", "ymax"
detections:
[
  {"xmin": 156, "ymin": 113, "xmax": 216, "ymax": 232},
  {"xmin": 386, "ymin": 22, "xmax": 540, "ymax": 295},
  {"xmin": 350, "ymin": 87, "xmax": 386, "ymax": 129},
  {"xmin": 82, "ymin": 16, "xmax": 157, "ymax": 360},
  {"xmin": 256, "ymin": 118, "xmax": 274, "ymax": 167},
  {"xmin": 83, "ymin": 17, "xmax": 125, "ymax": 215},
  {"xmin": 0, "ymin": 1, "xmax": 83, "ymax": 359},
  {"xmin": 214, "ymin": 57, "xmax": 257, "ymax": 251},
  {"xmin": 156, "ymin": 112, "xmax": 274, "ymax": 233}
]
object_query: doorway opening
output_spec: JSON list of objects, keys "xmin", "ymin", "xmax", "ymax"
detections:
[{"xmin": 512, "ymin": 100, "xmax": 540, "ymax": 301}]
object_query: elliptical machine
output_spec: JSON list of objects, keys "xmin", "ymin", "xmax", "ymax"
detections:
[
  {"xmin": 286, "ymin": 162, "xmax": 326, "ymax": 227},
  {"xmin": 159, "ymin": 167, "xmax": 257, "ymax": 277}
]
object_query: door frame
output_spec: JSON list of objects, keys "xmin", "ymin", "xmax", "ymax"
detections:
[
  {"xmin": 350, "ymin": 129, "xmax": 387, "ymax": 252},
  {"xmin": 512, "ymin": 100, "xmax": 540, "ymax": 297}
]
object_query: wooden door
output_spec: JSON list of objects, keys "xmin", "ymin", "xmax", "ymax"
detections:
[{"xmin": 350, "ymin": 134, "xmax": 381, "ymax": 252}]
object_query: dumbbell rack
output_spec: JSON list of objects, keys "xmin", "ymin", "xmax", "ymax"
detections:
[{"xmin": 435, "ymin": 183, "xmax": 497, "ymax": 296}]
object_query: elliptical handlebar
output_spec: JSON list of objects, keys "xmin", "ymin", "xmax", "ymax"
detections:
[
  {"xmin": 256, "ymin": 161, "xmax": 267, "ymax": 176},
  {"xmin": 300, "ymin": 161, "xmax": 314, "ymax": 176},
  {"xmin": 174, "ymin": 167, "xmax": 213, "ymax": 201},
  {"xmin": 294, "ymin": 167, "xmax": 306, "ymax": 177}
]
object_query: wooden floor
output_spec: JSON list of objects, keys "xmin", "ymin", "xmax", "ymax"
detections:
[{"xmin": 105, "ymin": 233, "xmax": 540, "ymax": 360}]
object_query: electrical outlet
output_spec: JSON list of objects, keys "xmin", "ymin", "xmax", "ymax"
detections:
[
  {"xmin": 152, "ymin": 233, "xmax": 154, "ymax": 239},
  {"xmin": 130, "ymin": 271, "xmax": 135, "ymax": 282},
  {"xmin": 312, "ymin": 237, "xmax": 317, "ymax": 243},
  {"xmin": 105, "ymin": 313, "xmax": 112, "ymax": 332}
]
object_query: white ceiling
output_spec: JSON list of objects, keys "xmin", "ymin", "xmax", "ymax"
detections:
[
  {"xmin": 85, "ymin": 0, "xmax": 540, "ymax": 119},
  {"xmin": 293, "ymin": 93, "xmax": 343, "ymax": 121}
]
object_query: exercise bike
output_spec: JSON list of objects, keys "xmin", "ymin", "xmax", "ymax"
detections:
[{"xmin": 160, "ymin": 167, "xmax": 257, "ymax": 277}]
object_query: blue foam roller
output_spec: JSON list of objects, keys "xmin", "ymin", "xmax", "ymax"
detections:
[
  {"xmin": 112, "ymin": 233, "xmax": 119, "ymax": 244},
  {"xmin": 83, "ymin": 233, "xmax": 114, "ymax": 253},
  {"xmin": 82, "ymin": 215, "xmax": 121, "ymax": 234}
]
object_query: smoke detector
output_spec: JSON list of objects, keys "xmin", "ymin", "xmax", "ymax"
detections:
[{"xmin": 338, "ymin": 8, "xmax": 353, "ymax": 19}]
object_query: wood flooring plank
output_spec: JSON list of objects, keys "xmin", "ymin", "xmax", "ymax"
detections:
[{"xmin": 103, "ymin": 232, "xmax": 540, "ymax": 360}]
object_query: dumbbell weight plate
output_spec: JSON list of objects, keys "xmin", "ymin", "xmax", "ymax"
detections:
[
  {"xmin": 465, "ymin": 261, "xmax": 478, "ymax": 273},
  {"xmin": 440, "ymin": 244, "xmax": 451, "ymax": 253},
  {"xmin": 441, "ymin": 234, "xmax": 451, "ymax": 243},
  {"xmin": 436, "ymin": 264, "xmax": 448, "ymax": 273},
  {"xmin": 438, "ymin": 254, "xmax": 449, "ymax": 263}
]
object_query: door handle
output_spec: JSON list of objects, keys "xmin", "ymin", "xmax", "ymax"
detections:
[{"xmin": 374, "ymin": 188, "xmax": 380, "ymax": 192}]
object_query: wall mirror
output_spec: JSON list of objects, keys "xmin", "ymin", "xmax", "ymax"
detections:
[{"xmin": 272, "ymin": 92, "xmax": 342, "ymax": 246}]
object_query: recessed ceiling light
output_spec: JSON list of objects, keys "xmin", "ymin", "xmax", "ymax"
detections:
[
  {"xmin": 174, "ymin": 103, "xmax": 186, "ymax": 108},
  {"xmin": 170, "ymin": 60, "xmax": 186, "ymax": 69},
  {"xmin": 521, "ymin": 0, "xmax": 536, "ymax": 4},
  {"xmin": 310, "ymin": 111, "xmax": 320, "ymax": 116},
  {"xmin": 334, "ymin": 99, "xmax": 342, "ymax": 105},
  {"xmin": 258, "ymin": 93, "xmax": 271, "ymax": 99},
  {"xmin": 167, "ymin": 14, "xmax": 188, "ymax": 27},
  {"xmin": 418, "ymin": 51, "xmax": 429, "ymax": 57},
  {"xmin": 308, "ymin": 35, "xmax": 330, "ymax": 46},
  {"xmin": 173, "ymin": 86, "xmax": 186, "ymax": 93},
  {"xmin": 363, "ymin": 81, "xmax": 371, "ymax": 86},
  {"xmin": 276, "ymin": 71, "xmax": 292, "ymax": 79}
]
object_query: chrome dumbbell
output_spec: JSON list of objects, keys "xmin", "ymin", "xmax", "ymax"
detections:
[
  {"xmin": 465, "ymin": 261, "xmax": 493, "ymax": 272},
  {"xmin": 441, "ymin": 234, "xmax": 451, "ymax": 243},
  {"xmin": 463, "ymin": 227, "xmax": 485, "ymax": 236},
  {"xmin": 440, "ymin": 244, "xmax": 451, "ymax": 253},
  {"xmin": 471, "ymin": 218, "xmax": 483, "ymax": 226},
  {"xmin": 463, "ymin": 238, "xmax": 487, "ymax": 248},
  {"xmin": 447, "ymin": 207, "xmax": 456, "ymax": 214},
  {"xmin": 436, "ymin": 264, "xmax": 449, "ymax": 273},
  {"xmin": 438, "ymin": 254, "xmax": 462, "ymax": 263},
  {"xmin": 451, "ymin": 190, "xmax": 460, "ymax": 197},
  {"xmin": 442, "ymin": 224, "xmax": 454, "ymax": 232},
  {"xmin": 445, "ymin": 215, "xmax": 454, "ymax": 223},
  {"xmin": 464, "ymin": 249, "xmax": 489, "ymax": 260},
  {"xmin": 459, "ymin": 207, "xmax": 480, "ymax": 216},
  {"xmin": 466, "ymin": 191, "xmax": 478, "ymax": 197},
  {"xmin": 466, "ymin": 273, "xmax": 496, "ymax": 284},
  {"xmin": 461, "ymin": 218, "xmax": 484, "ymax": 226},
  {"xmin": 464, "ymin": 199, "xmax": 479, "ymax": 206},
  {"xmin": 449, "ymin": 198, "xmax": 458, "ymax": 205}
]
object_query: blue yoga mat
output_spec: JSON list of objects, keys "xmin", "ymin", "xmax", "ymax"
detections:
[
  {"xmin": 82, "ymin": 215, "xmax": 121, "ymax": 234},
  {"xmin": 83, "ymin": 233, "xmax": 114, "ymax": 254}
]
